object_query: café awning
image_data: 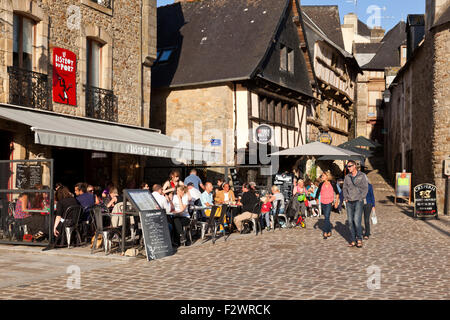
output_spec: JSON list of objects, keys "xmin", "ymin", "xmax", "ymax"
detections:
[{"xmin": 0, "ymin": 104, "xmax": 210, "ymax": 161}]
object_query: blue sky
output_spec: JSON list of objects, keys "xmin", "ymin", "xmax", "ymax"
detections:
[{"xmin": 156, "ymin": 0, "xmax": 425, "ymax": 32}]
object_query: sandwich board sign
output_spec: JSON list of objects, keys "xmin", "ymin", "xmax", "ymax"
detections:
[
  {"xmin": 395, "ymin": 172, "xmax": 412, "ymax": 204},
  {"xmin": 414, "ymin": 184, "xmax": 438, "ymax": 219}
]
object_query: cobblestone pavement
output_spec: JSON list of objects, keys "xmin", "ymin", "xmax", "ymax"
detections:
[{"xmin": 0, "ymin": 158, "xmax": 449, "ymax": 300}]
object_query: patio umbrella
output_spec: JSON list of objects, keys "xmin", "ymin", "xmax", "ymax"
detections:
[
  {"xmin": 338, "ymin": 145, "xmax": 374, "ymax": 158},
  {"xmin": 318, "ymin": 154, "xmax": 365, "ymax": 161},
  {"xmin": 341, "ymin": 136, "xmax": 380, "ymax": 148},
  {"xmin": 270, "ymin": 141, "xmax": 363, "ymax": 157}
]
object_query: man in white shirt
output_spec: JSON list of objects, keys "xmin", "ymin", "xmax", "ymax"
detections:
[
  {"xmin": 187, "ymin": 182, "xmax": 202, "ymax": 204},
  {"xmin": 151, "ymin": 184, "xmax": 171, "ymax": 214}
]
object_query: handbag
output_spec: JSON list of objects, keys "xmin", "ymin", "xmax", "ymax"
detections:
[
  {"xmin": 297, "ymin": 194, "xmax": 306, "ymax": 202},
  {"xmin": 371, "ymin": 208, "xmax": 378, "ymax": 225}
]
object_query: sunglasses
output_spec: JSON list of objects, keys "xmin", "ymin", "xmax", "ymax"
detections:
[
  {"xmin": 88, "ymin": 190, "xmax": 94, "ymax": 193},
  {"xmin": 347, "ymin": 165, "xmax": 355, "ymax": 168}
]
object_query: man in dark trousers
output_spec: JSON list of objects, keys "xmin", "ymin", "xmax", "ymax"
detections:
[
  {"xmin": 233, "ymin": 183, "xmax": 259, "ymax": 233},
  {"xmin": 343, "ymin": 161, "xmax": 369, "ymax": 248}
]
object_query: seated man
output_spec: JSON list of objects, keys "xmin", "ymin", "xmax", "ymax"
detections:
[
  {"xmin": 74, "ymin": 182, "xmax": 95, "ymax": 221},
  {"xmin": 233, "ymin": 183, "xmax": 259, "ymax": 233},
  {"xmin": 187, "ymin": 182, "xmax": 202, "ymax": 205},
  {"xmin": 151, "ymin": 184, "xmax": 171, "ymax": 214},
  {"xmin": 201, "ymin": 182, "xmax": 225, "ymax": 227}
]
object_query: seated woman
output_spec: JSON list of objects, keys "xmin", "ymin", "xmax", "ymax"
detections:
[
  {"xmin": 214, "ymin": 182, "xmax": 235, "ymax": 204},
  {"xmin": 171, "ymin": 186, "xmax": 191, "ymax": 246},
  {"xmin": 14, "ymin": 193, "xmax": 31, "ymax": 220},
  {"xmin": 30, "ymin": 186, "xmax": 51, "ymax": 240},
  {"xmin": 53, "ymin": 186, "xmax": 79, "ymax": 241},
  {"xmin": 268, "ymin": 185, "xmax": 285, "ymax": 227}
]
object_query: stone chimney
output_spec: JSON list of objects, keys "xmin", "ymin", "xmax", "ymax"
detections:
[
  {"xmin": 426, "ymin": 0, "xmax": 450, "ymax": 31},
  {"xmin": 370, "ymin": 26, "xmax": 385, "ymax": 43},
  {"xmin": 342, "ymin": 13, "xmax": 359, "ymax": 53}
]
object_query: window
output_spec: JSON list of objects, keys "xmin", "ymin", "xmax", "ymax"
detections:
[
  {"xmin": 87, "ymin": 38, "xmax": 103, "ymax": 87},
  {"xmin": 13, "ymin": 14, "xmax": 35, "ymax": 70},
  {"xmin": 268, "ymin": 99, "xmax": 275, "ymax": 122},
  {"xmin": 288, "ymin": 48, "xmax": 294, "ymax": 73},
  {"xmin": 280, "ymin": 44, "xmax": 294, "ymax": 73},
  {"xmin": 275, "ymin": 102, "xmax": 282, "ymax": 123},
  {"xmin": 259, "ymin": 97, "xmax": 268, "ymax": 120},
  {"xmin": 331, "ymin": 53, "xmax": 338, "ymax": 68},
  {"xmin": 280, "ymin": 45, "xmax": 287, "ymax": 71}
]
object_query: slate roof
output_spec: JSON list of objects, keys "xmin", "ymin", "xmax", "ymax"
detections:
[
  {"xmin": 152, "ymin": 0, "xmax": 312, "ymax": 97},
  {"xmin": 362, "ymin": 21, "xmax": 407, "ymax": 70},
  {"xmin": 300, "ymin": 5, "xmax": 345, "ymax": 50},
  {"xmin": 357, "ymin": 19, "xmax": 372, "ymax": 37},
  {"xmin": 353, "ymin": 42, "xmax": 381, "ymax": 54}
]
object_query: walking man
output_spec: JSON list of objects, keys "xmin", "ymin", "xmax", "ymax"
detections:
[{"xmin": 343, "ymin": 160, "xmax": 369, "ymax": 248}]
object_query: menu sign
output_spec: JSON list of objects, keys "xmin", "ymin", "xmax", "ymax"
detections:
[
  {"xmin": 139, "ymin": 210, "xmax": 174, "ymax": 261},
  {"xmin": 124, "ymin": 190, "xmax": 173, "ymax": 261},
  {"xmin": 15, "ymin": 165, "xmax": 42, "ymax": 189},
  {"xmin": 414, "ymin": 184, "xmax": 438, "ymax": 218},
  {"xmin": 53, "ymin": 47, "xmax": 77, "ymax": 106}
]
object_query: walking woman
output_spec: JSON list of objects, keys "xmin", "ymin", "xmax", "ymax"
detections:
[
  {"xmin": 315, "ymin": 171, "xmax": 340, "ymax": 239},
  {"xmin": 293, "ymin": 179, "xmax": 307, "ymax": 221}
]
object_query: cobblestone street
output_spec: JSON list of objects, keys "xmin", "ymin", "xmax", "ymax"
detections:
[{"xmin": 0, "ymin": 158, "xmax": 449, "ymax": 300}]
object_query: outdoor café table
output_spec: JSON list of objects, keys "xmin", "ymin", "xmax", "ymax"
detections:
[{"xmin": 24, "ymin": 209, "xmax": 49, "ymax": 215}]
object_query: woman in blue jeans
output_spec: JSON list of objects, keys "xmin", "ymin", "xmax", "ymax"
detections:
[{"xmin": 315, "ymin": 172, "xmax": 340, "ymax": 239}]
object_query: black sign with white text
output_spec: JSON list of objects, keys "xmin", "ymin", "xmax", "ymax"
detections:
[{"xmin": 414, "ymin": 184, "xmax": 438, "ymax": 218}]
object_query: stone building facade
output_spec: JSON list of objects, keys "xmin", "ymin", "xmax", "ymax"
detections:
[
  {"xmin": 384, "ymin": 0, "xmax": 450, "ymax": 213},
  {"xmin": 0, "ymin": 0, "xmax": 157, "ymax": 189}
]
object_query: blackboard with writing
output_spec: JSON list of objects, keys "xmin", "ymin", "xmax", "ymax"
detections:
[
  {"xmin": 414, "ymin": 184, "xmax": 438, "ymax": 218},
  {"xmin": 15, "ymin": 165, "xmax": 42, "ymax": 189},
  {"xmin": 124, "ymin": 190, "xmax": 173, "ymax": 261},
  {"xmin": 139, "ymin": 210, "xmax": 174, "ymax": 261}
]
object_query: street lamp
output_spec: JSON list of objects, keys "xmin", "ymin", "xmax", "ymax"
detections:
[{"xmin": 383, "ymin": 89, "xmax": 391, "ymax": 103}]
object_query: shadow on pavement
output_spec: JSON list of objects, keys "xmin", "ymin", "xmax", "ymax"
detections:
[{"xmin": 334, "ymin": 221, "xmax": 352, "ymax": 243}]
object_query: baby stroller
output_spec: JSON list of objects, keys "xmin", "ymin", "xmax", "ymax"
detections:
[{"xmin": 285, "ymin": 195, "xmax": 306, "ymax": 228}]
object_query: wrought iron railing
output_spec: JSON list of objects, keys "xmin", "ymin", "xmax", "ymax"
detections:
[
  {"xmin": 8, "ymin": 66, "xmax": 51, "ymax": 111},
  {"xmin": 91, "ymin": 0, "xmax": 112, "ymax": 9},
  {"xmin": 84, "ymin": 85, "xmax": 118, "ymax": 122}
]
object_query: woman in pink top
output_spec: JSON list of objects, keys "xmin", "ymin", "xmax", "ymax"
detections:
[{"xmin": 315, "ymin": 171, "xmax": 340, "ymax": 239}]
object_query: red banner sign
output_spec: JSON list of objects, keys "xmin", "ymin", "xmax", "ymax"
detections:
[{"xmin": 52, "ymin": 47, "xmax": 77, "ymax": 106}]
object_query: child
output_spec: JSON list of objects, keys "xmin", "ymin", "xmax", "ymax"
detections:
[{"xmin": 260, "ymin": 196, "xmax": 272, "ymax": 231}]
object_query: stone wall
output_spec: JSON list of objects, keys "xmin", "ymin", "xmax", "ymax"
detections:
[
  {"xmin": 431, "ymin": 23, "xmax": 450, "ymax": 213},
  {"xmin": 0, "ymin": 0, "xmax": 156, "ymax": 127},
  {"xmin": 151, "ymin": 84, "xmax": 235, "ymax": 165},
  {"xmin": 385, "ymin": 21, "xmax": 449, "ymax": 212}
]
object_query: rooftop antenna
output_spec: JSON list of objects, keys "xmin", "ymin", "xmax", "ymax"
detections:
[{"xmin": 346, "ymin": 0, "xmax": 358, "ymax": 12}]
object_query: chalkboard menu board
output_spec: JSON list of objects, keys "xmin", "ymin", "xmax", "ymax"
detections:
[
  {"xmin": 139, "ymin": 210, "xmax": 174, "ymax": 261},
  {"xmin": 15, "ymin": 165, "xmax": 42, "ymax": 189},
  {"xmin": 124, "ymin": 190, "xmax": 173, "ymax": 261},
  {"xmin": 414, "ymin": 184, "xmax": 438, "ymax": 218}
]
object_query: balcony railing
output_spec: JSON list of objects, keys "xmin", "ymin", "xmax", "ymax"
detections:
[
  {"xmin": 84, "ymin": 85, "xmax": 118, "ymax": 122},
  {"xmin": 8, "ymin": 66, "xmax": 51, "ymax": 111},
  {"xmin": 91, "ymin": 0, "xmax": 112, "ymax": 9}
]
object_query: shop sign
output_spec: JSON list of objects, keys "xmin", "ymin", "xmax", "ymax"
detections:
[
  {"xmin": 414, "ymin": 183, "xmax": 438, "ymax": 218},
  {"xmin": 318, "ymin": 132, "xmax": 332, "ymax": 145},
  {"xmin": 255, "ymin": 125, "xmax": 273, "ymax": 144},
  {"xmin": 53, "ymin": 47, "xmax": 77, "ymax": 106}
]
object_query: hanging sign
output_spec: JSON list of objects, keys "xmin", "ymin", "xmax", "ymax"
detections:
[
  {"xmin": 52, "ymin": 47, "xmax": 77, "ymax": 106},
  {"xmin": 255, "ymin": 125, "xmax": 273, "ymax": 144},
  {"xmin": 318, "ymin": 132, "xmax": 332, "ymax": 145}
]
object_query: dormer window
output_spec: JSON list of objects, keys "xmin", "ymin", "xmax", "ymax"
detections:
[{"xmin": 280, "ymin": 44, "xmax": 294, "ymax": 74}]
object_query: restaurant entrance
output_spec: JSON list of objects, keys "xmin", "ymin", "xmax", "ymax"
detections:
[{"xmin": 52, "ymin": 148, "xmax": 113, "ymax": 190}]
